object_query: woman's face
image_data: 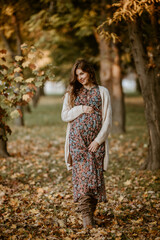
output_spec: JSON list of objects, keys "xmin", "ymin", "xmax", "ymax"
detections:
[{"xmin": 76, "ymin": 68, "xmax": 90, "ymax": 86}]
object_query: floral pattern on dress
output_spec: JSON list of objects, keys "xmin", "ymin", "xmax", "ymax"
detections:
[{"xmin": 69, "ymin": 86, "xmax": 106, "ymax": 203}]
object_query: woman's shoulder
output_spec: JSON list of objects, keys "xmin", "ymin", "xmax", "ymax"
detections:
[
  {"xmin": 98, "ymin": 85, "xmax": 110, "ymax": 95},
  {"xmin": 63, "ymin": 91, "xmax": 70, "ymax": 104},
  {"xmin": 64, "ymin": 88, "xmax": 71, "ymax": 98}
]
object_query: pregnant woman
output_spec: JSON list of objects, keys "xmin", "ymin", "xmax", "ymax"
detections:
[{"xmin": 61, "ymin": 59, "xmax": 112, "ymax": 228}]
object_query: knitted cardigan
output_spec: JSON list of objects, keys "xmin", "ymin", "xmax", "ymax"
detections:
[{"xmin": 61, "ymin": 85, "xmax": 112, "ymax": 171}]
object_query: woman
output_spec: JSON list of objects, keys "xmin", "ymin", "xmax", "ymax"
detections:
[{"xmin": 61, "ymin": 59, "xmax": 112, "ymax": 228}]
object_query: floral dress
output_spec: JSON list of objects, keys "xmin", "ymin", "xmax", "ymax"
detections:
[{"xmin": 69, "ymin": 86, "xmax": 106, "ymax": 203}]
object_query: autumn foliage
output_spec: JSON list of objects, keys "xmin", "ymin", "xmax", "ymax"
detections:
[{"xmin": 0, "ymin": 44, "xmax": 51, "ymax": 140}]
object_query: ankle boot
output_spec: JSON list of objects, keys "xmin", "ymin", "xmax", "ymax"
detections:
[
  {"xmin": 82, "ymin": 213, "xmax": 94, "ymax": 228},
  {"xmin": 91, "ymin": 198, "xmax": 97, "ymax": 224}
]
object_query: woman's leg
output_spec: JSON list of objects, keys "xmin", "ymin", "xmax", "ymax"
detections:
[
  {"xmin": 90, "ymin": 197, "xmax": 97, "ymax": 213},
  {"xmin": 78, "ymin": 194, "xmax": 97, "ymax": 228},
  {"xmin": 78, "ymin": 195, "xmax": 93, "ymax": 228}
]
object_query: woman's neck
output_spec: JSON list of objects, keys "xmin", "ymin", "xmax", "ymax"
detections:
[{"xmin": 83, "ymin": 83, "xmax": 95, "ymax": 90}]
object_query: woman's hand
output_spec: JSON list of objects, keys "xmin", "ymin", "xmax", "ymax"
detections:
[
  {"xmin": 82, "ymin": 106, "xmax": 94, "ymax": 114},
  {"xmin": 88, "ymin": 140, "xmax": 100, "ymax": 152}
]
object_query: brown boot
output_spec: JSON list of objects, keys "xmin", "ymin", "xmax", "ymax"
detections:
[
  {"xmin": 82, "ymin": 213, "xmax": 94, "ymax": 228},
  {"xmin": 91, "ymin": 198, "xmax": 97, "ymax": 214},
  {"xmin": 78, "ymin": 195, "xmax": 95, "ymax": 228},
  {"xmin": 90, "ymin": 197, "xmax": 97, "ymax": 226}
]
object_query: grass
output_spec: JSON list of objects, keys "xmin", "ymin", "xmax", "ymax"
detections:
[
  {"xmin": 125, "ymin": 95, "xmax": 147, "ymax": 134},
  {"xmin": 25, "ymin": 95, "xmax": 64, "ymax": 127}
]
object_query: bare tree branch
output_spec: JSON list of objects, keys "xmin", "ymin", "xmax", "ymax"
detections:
[{"xmin": 12, "ymin": 13, "xmax": 22, "ymax": 56}]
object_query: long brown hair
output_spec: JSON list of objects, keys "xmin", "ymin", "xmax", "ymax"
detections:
[{"xmin": 67, "ymin": 59, "xmax": 98, "ymax": 107}]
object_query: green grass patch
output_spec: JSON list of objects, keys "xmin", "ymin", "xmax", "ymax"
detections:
[{"xmin": 25, "ymin": 95, "xmax": 64, "ymax": 127}]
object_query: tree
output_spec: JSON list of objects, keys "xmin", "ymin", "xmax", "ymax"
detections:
[
  {"xmin": 0, "ymin": 45, "xmax": 52, "ymax": 157},
  {"xmin": 0, "ymin": 0, "xmax": 48, "ymax": 124},
  {"xmin": 107, "ymin": 0, "xmax": 160, "ymax": 169},
  {"xmin": 96, "ymin": 0, "xmax": 125, "ymax": 133}
]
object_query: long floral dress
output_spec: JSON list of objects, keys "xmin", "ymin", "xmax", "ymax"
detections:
[{"xmin": 69, "ymin": 86, "xmax": 106, "ymax": 203}]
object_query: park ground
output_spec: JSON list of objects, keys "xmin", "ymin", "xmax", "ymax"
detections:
[{"xmin": 0, "ymin": 95, "xmax": 160, "ymax": 240}]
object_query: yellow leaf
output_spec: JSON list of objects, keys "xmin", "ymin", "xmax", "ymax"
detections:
[
  {"xmin": 29, "ymin": 209, "xmax": 39, "ymax": 214},
  {"xmin": 22, "ymin": 94, "xmax": 30, "ymax": 102},
  {"xmin": 11, "ymin": 224, "xmax": 17, "ymax": 229},
  {"xmin": 26, "ymin": 77, "xmax": 34, "ymax": 83},
  {"xmin": 10, "ymin": 110, "xmax": 20, "ymax": 119},
  {"xmin": 15, "ymin": 56, "xmax": 23, "ymax": 61},
  {"xmin": 118, "ymin": 195, "xmax": 124, "ymax": 202},
  {"xmin": 14, "ymin": 76, "xmax": 23, "ymax": 82},
  {"xmin": 28, "ymin": 53, "xmax": 35, "ymax": 59},
  {"xmin": 18, "ymin": 228, "xmax": 26, "ymax": 233},
  {"xmin": 124, "ymin": 180, "xmax": 131, "ymax": 186},
  {"xmin": 0, "ymin": 53, "xmax": 6, "ymax": 58},
  {"xmin": 69, "ymin": 216, "xmax": 76, "ymax": 224},
  {"xmin": 36, "ymin": 187, "xmax": 44, "ymax": 194},
  {"xmin": 14, "ymin": 67, "xmax": 22, "ymax": 73},
  {"xmin": 59, "ymin": 229, "xmax": 66, "ymax": 234},
  {"xmin": 132, "ymin": 217, "xmax": 143, "ymax": 224},
  {"xmin": 108, "ymin": 18, "xmax": 113, "ymax": 25},
  {"xmin": 9, "ymin": 198, "xmax": 20, "ymax": 207},
  {"xmin": 21, "ymin": 43, "xmax": 28, "ymax": 49},
  {"xmin": 1, "ymin": 69, "xmax": 7, "ymax": 75},
  {"xmin": 4, "ymin": 6, "xmax": 14, "ymax": 16},
  {"xmin": 10, "ymin": 235, "xmax": 17, "ymax": 240},
  {"xmin": 149, "ymin": 221, "xmax": 157, "ymax": 226},
  {"xmin": 58, "ymin": 219, "xmax": 65, "ymax": 228},
  {"xmin": 22, "ymin": 61, "xmax": 30, "ymax": 68},
  {"xmin": 65, "ymin": 194, "xmax": 72, "ymax": 199},
  {"xmin": 89, "ymin": 10, "xmax": 96, "ymax": 17}
]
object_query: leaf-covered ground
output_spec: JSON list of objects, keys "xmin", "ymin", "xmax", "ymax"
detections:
[{"xmin": 0, "ymin": 95, "xmax": 160, "ymax": 240}]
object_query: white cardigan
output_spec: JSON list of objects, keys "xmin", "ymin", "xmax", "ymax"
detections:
[{"xmin": 61, "ymin": 85, "xmax": 112, "ymax": 171}]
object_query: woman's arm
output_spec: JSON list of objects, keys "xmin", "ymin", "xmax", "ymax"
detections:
[
  {"xmin": 61, "ymin": 93, "xmax": 84, "ymax": 122},
  {"xmin": 61, "ymin": 93, "xmax": 94, "ymax": 122},
  {"xmin": 94, "ymin": 88, "xmax": 112, "ymax": 145}
]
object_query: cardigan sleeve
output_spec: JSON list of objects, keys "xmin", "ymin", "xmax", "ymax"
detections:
[
  {"xmin": 61, "ymin": 93, "xmax": 84, "ymax": 122},
  {"xmin": 94, "ymin": 88, "xmax": 112, "ymax": 145}
]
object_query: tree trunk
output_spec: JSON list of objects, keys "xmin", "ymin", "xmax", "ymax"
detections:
[
  {"xmin": 24, "ymin": 104, "xmax": 31, "ymax": 113},
  {"xmin": 99, "ymin": 37, "xmax": 113, "ymax": 93},
  {"xmin": 95, "ymin": 34, "xmax": 125, "ymax": 134},
  {"xmin": 32, "ymin": 86, "xmax": 44, "ymax": 108},
  {"xmin": 0, "ymin": 128, "xmax": 10, "ymax": 158},
  {"xmin": 12, "ymin": 13, "xmax": 24, "ymax": 126},
  {"xmin": 128, "ymin": 20, "xmax": 160, "ymax": 170},
  {"xmin": 94, "ymin": 0, "xmax": 125, "ymax": 133},
  {"xmin": 0, "ymin": 30, "xmax": 15, "ymax": 59},
  {"xmin": 112, "ymin": 44, "xmax": 125, "ymax": 133},
  {"xmin": 14, "ymin": 105, "xmax": 24, "ymax": 126},
  {"xmin": 136, "ymin": 77, "xmax": 141, "ymax": 93}
]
